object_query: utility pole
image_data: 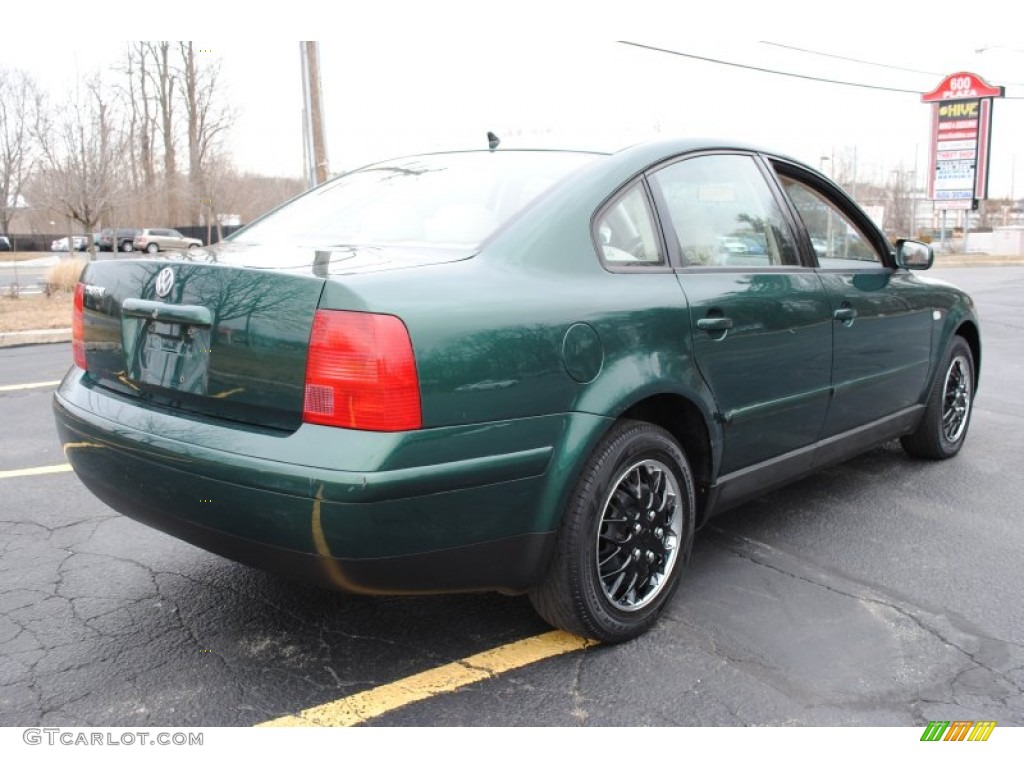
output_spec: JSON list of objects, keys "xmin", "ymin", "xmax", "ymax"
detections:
[
  {"xmin": 851, "ymin": 146, "xmax": 858, "ymax": 202},
  {"xmin": 911, "ymin": 145, "xmax": 918, "ymax": 238},
  {"xmin": 300, "ymin": 42, "xmax": 329, "ymax": 187}
]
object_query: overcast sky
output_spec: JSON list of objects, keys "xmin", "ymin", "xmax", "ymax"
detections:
[{"xmin": 5, "ymin": 2, "xmax": 1023, "ymax": 197}]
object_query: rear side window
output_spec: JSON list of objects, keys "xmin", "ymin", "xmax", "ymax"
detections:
[{"xmin": 595, "ymin": 184, "xmax": 663, "ymax": 265}]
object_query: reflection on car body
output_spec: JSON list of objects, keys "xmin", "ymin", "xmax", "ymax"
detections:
[{"xmin": 54, "ymin": 139, "xmax": 980, "ymax": 643}]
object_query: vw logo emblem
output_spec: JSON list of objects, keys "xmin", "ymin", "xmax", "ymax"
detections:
[{"xmin": 155, "ymin": 267, "xmax": 175, "ymax": 298}]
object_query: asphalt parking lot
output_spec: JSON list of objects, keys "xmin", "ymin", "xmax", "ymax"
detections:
[{"xmin": 1, "ymin": 266, "xmax": 1022, "ymax": 727}]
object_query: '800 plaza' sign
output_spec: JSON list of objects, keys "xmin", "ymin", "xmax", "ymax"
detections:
[{"xmin": 922, "ymin": 72, "xmax": 1004, "ymax": 210}]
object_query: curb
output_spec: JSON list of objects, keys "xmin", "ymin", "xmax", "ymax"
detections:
[{"xmin": 0, "ymin": 328, "xmax": 71, "ymax": 348}]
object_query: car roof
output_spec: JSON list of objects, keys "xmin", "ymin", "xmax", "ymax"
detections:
[{"xmin": 343, "ymin": 137, "xmax": 805, "ymax": 180}]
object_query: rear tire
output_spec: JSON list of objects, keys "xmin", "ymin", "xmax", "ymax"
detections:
[
  {"xmin": 146, "ymin": 243, "xmax": 159, "ymax": 254},
  {"xmin": 901, "ymin": 336, "xmax": 974, "ymax": 459},
  {"xmin": 529, "ymin": 420, "xmax": 695, "ymax": 643}
]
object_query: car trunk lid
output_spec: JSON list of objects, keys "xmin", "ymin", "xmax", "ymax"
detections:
[
  {"xmin": 79, "ymin": 258, "xmax": 326, "ymax": 431},
  {"xmin": 77, "ymin": 245, "xmax": 469, "ymax": 431}
]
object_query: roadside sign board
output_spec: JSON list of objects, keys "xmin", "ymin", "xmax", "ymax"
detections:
[{"xmin": 922, "ymin": 72, "xmax": 1004, "ymax": 209}]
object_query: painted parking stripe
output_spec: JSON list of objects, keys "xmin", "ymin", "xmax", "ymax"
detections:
[
  {"xmin": 0, "ymin": 463, "xmax": 73, "ymax": 480},
  {"xmin": 0, "ymin": 380, "xmax": 61, "ymax": 392},
  {"xmin": 257, "ymin": 629, "xmax": 596, "ymax": 727}
]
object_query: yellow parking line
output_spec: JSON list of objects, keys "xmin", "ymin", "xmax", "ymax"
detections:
[
  {"xmin": 257, "ymin": 629, "xmax": 596, "ymax": 727},
  {"xmin": 0, "ymin": 463, "xmax": 73, "ymax": 480},
  {"xmin": 0, "ymin": 380, "xmax": 61, "ymax": 392}
]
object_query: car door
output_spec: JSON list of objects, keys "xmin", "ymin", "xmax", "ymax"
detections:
[
  {"xmin": 648, "ymin": 153, "xmax": 833, "ymax": 475},
  {"xmin": 771, "ymin": 162, "xmax": 933, "ymax": 438},
  {"xmin": 151, "ymin": 229, "xmax": 170, "ymax": 249}
]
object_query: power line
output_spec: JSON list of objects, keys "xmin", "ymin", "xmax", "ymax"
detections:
[
  {"xmin": 618, "ymin": 40, "xmax": 1024, "ymax": 99},
  {"xmin": 761, "ymin": 41, "xmax": 1024, "ymax": 88},
  {"xmin": 619, "ymin": 40, "xmax": 924, "ymax": 93},
  {"xmin": 759, "ymin": 41, "xmax": 945, "ymax": 77}
]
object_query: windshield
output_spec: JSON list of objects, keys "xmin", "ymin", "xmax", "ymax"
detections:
[{"xmin": 230, "ymin": 150, "xmax": 598, "ymax": 251}]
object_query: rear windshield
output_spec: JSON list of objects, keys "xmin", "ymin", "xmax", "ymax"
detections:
[{"xmin": 229, "ymin": 150, "xmax": 597, "ymax": 251}]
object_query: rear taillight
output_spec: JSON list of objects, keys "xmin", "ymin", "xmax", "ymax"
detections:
[
  {"xmin": 72, "ymin": 283, "xmax": 86, "ymax": 369},
  {"xmin": 303, "ymin": 310, "xmax": 421, "ymax": 431}
]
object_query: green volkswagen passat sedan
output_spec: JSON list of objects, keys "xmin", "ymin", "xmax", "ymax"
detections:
[{"xmin": 54, "ymin": 139, "xmax": 980, "ymax": 643}]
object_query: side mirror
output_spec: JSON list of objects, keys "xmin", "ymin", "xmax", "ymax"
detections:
[{"xmin": 894, "ymin": 239, "xmax": 933, "ymax": 270}]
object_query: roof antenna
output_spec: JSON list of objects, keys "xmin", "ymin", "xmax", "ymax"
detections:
[{"xmin": 487, "ymin": 131, "xmax": 500, "ymax": 151}]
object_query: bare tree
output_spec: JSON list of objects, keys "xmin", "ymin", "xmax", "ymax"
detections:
[
  {"xmin": 35, "ymin": 76, "xmax": 128, "ymax": 256},
  {"xmin": 829, "ymin": 146, "xmax": 860, "ymax": 198},
  {"xmin": 119, "ymin": 43, "xmax": 157, "ymax": 194},
  {"xmin": 975, "ymin": 197, "xmax": 1015, "ymax": 229},
  {"xmin": 231, "ymin": 172, "xmax": 304, "ymax": 222},
  {"xmin": 149, "ymin": 41, "xmax": 178, "ymax": 223},
  {"xmin": 122, "ymin": 41, "xmax": 234, "ymax": 227},
  {"xmin": 179, "ymin": 42, "xmax": 233, "ymax": 225},
  {"xmin": 116, "ymin": 43, "xmax": 174, "ymax": 226},
  {"xmin": 884, "ymin": 168, "xmax": 914, "ymax": 239},
  {"xmin": 0, "ymin": 68, "xmax": 43, "ymax": 235},
  {"xmin": 23, "ymin": 42, "xmax": 245, "ymax": 241},
  {"xmin": 197, "ymin": 152, "xmax": 237, "ymax": 245}
]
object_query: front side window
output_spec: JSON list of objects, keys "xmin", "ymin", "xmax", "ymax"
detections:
[
  {"xmin": 780, "ymin": 177, "xmax": 882, "ymax": 266},
  {"xmin": 651, "ymin": 154, "xmax": 798, "ymax": 267}
]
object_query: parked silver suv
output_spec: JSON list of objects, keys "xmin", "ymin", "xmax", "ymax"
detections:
[{"xmin": 133, "ymin": 228, "xmax": 202, "ymax": 253}]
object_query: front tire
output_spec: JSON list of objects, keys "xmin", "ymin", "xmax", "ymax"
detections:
[
  {"xmin": 901, "ymin": 336, "xmax": 975, "ymax": 459},
  {"xmin": 529, "ymin": 420, "xmax": 696, "ymax": 643},
  {"xmin": 121, "ymin": 240, "xmax": 134, "ymax": 253}
]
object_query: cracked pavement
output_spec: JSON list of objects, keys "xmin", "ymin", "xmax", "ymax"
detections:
[{"xmin": 1, "ymin": 267, "xmax": 1022, "ymax": 726}]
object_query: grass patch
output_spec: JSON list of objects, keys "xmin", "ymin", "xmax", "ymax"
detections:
[
  {"xmin": 45, "ymin": 258, "xmax": 88, "ymax": 294},
  {"xmin": 0, "ymin": 292, "xmax": 74, "ymax": 332}
]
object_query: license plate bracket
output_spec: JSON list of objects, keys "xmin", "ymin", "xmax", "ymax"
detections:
[{"xmin": 122, "ymin": 317, "xmax": 212, "ymax": 394}]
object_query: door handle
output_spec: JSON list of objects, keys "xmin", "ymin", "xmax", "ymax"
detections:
[
  {"xmin": 833, "ymin": 307, "xmax": 857, "ymax": 322},
  {"xmin": 696, "ymin": 317, "xmax": 734, "ymax": 332}
]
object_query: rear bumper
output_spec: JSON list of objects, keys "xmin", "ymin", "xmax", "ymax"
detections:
[{"xmin": 52, "ymin": 369, "xmax": 605, "ymax": 594}]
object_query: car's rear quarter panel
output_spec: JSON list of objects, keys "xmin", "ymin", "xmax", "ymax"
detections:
[{"xmin": 312, "ymin": 161, "xmax": 721, "ymax": 540}]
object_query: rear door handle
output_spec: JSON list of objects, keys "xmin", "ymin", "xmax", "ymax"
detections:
[
  {"xmin": 696, "ymin": 317, "xmax": 734, "ymax": 332},
  {"xmin": 833, "ymin": 307, "xmax": 857, "ymax": 322}
]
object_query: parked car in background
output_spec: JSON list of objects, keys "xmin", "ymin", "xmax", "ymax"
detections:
[
  {"xmin": 0, "ymin": 235, "xmax": 10, "ymax": 252},
  {"xmin": 133, "ymin": 228, "xmax": 202, "ymax": 253},
  {"xmin": 99, "ymin": 228, "xmax": 141, "ymax": 252},
  {"xmin": 56, "ymin": 139, "xmax": 981, "ymax": 643},
  {"xmin": 51, "ymin": 236, "xmax": 89, "ymax": 252}
]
